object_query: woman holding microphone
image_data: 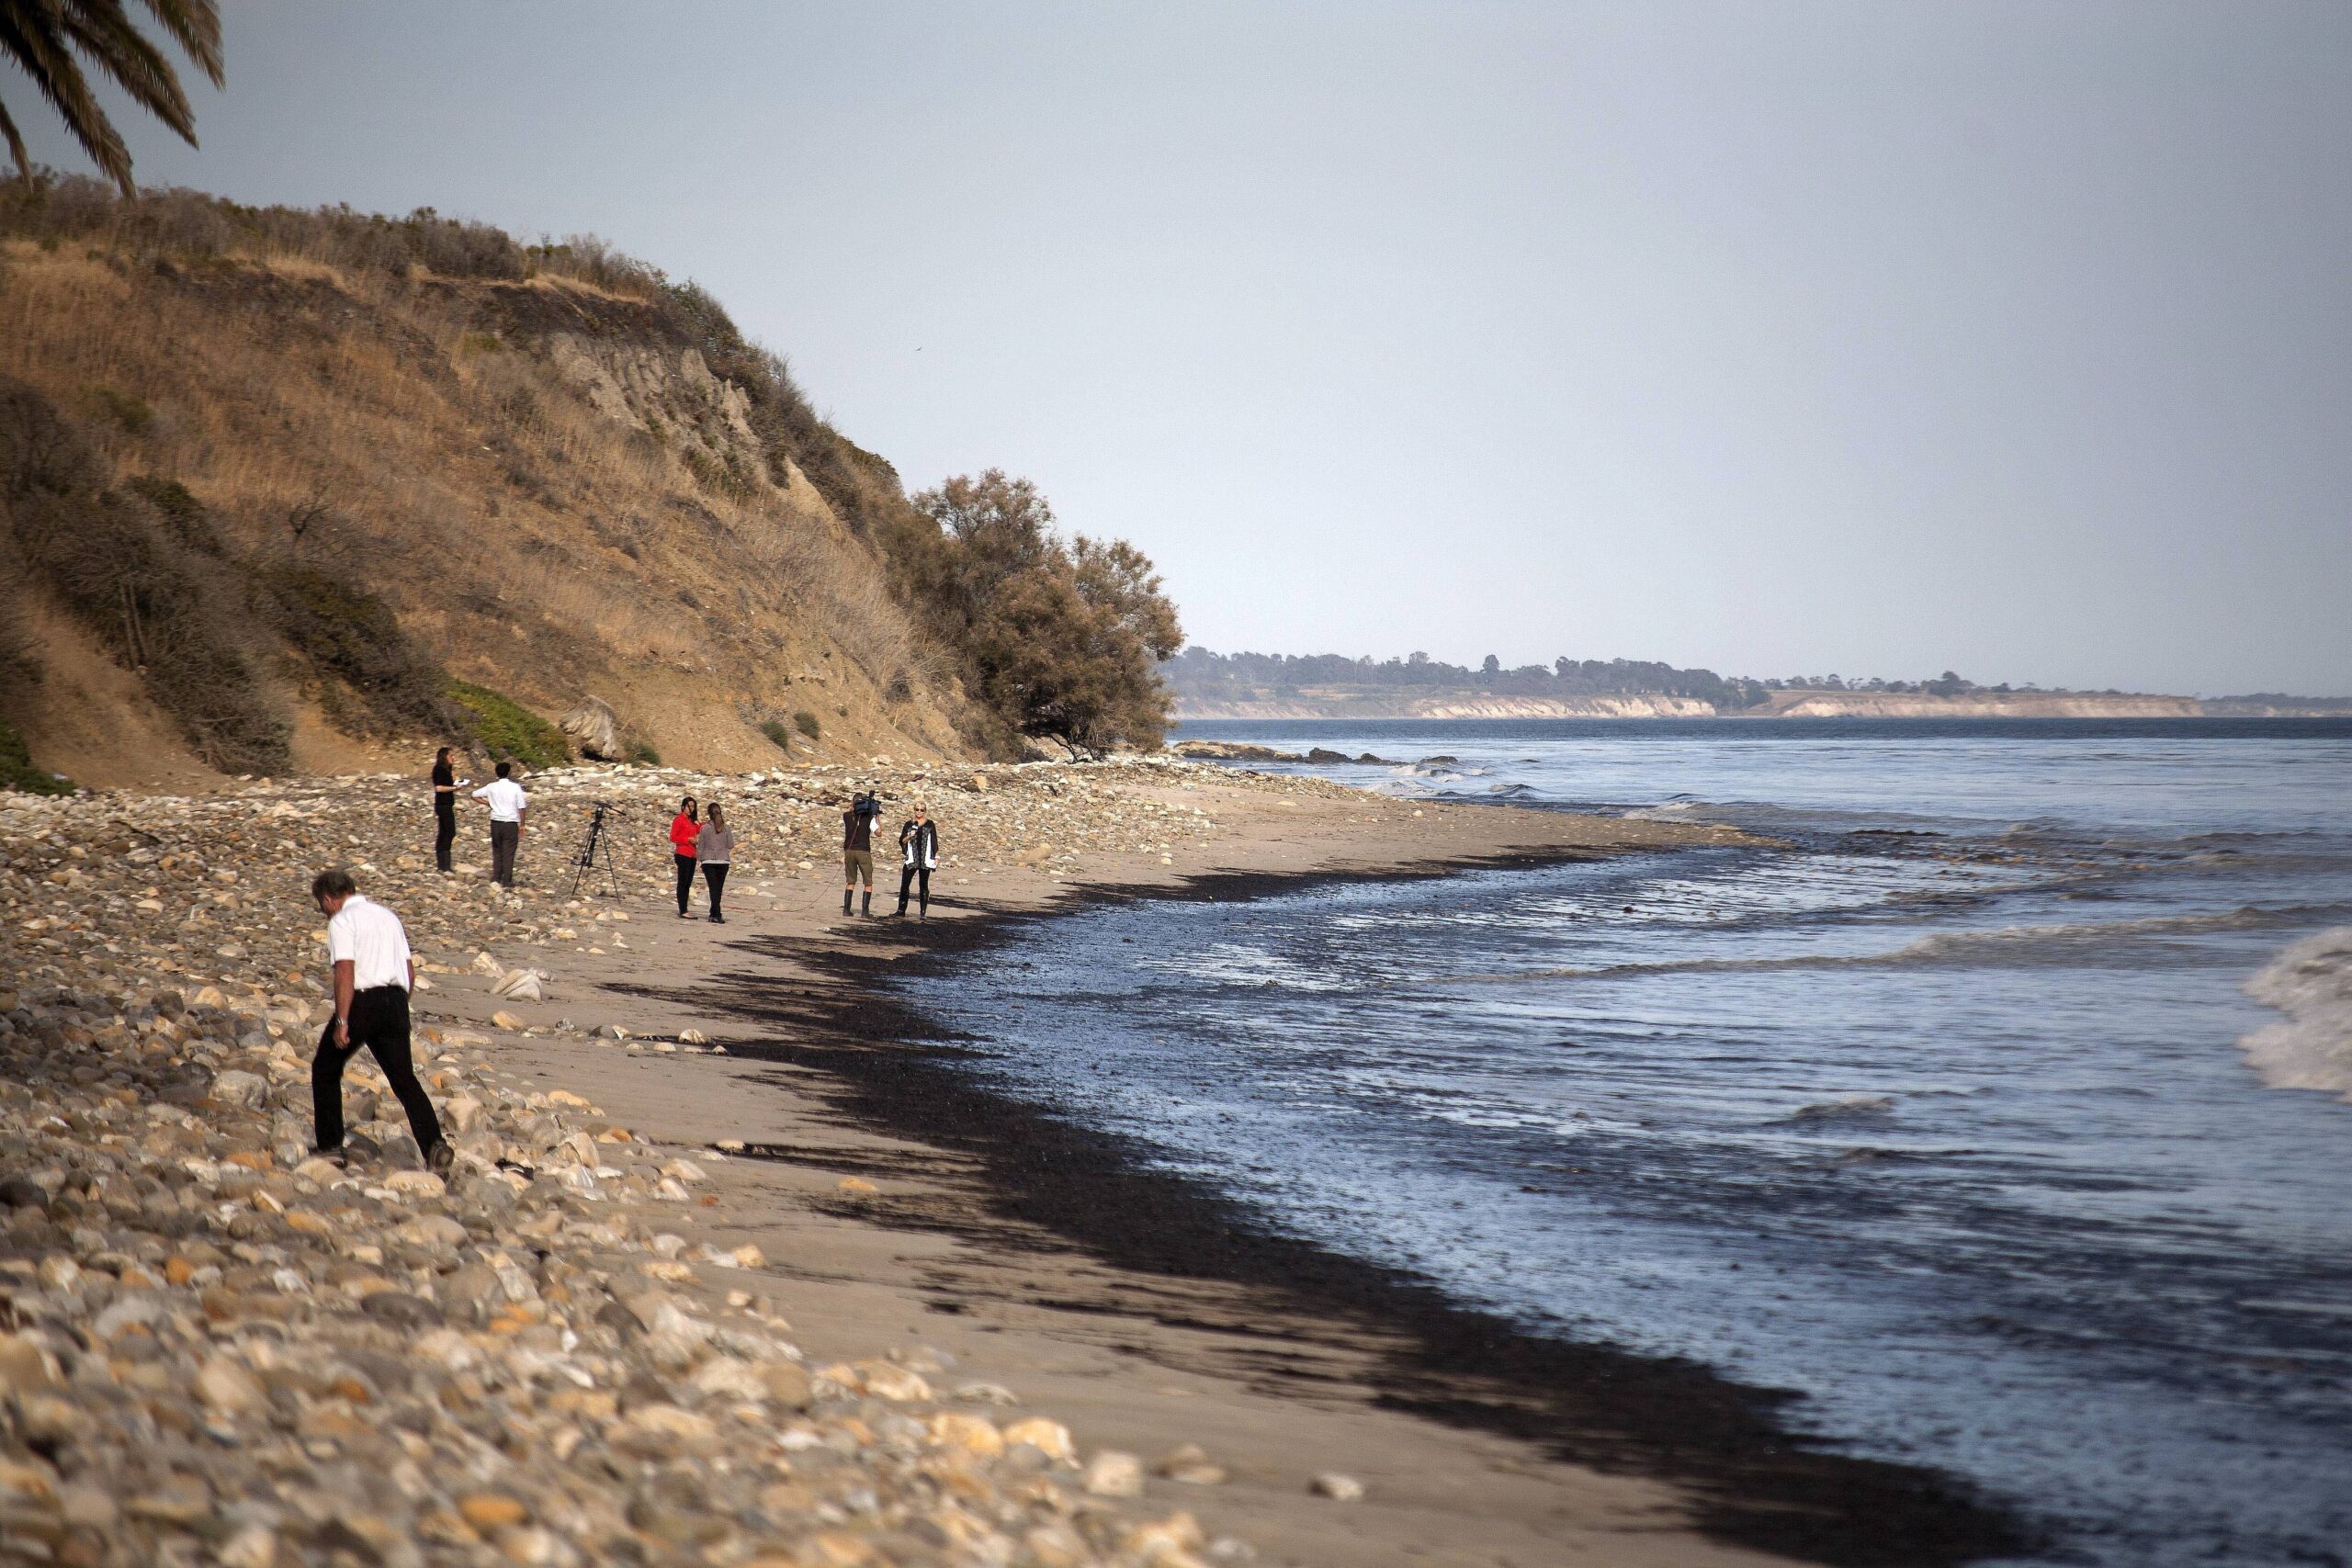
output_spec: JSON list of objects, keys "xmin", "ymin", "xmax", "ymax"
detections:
[{"xmin": 430, "ymin": 747, "xmax": 469, "ymax": 874}]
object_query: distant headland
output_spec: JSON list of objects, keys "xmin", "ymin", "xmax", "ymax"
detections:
[{"xmin": 1162, "ymin": 649, "xmax": 2352, "ymax": 721}]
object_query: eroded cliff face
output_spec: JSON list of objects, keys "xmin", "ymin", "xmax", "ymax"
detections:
[
  {"xmin": 1757, "ymin": 692, "xmax": 2203, "ymax": 718},
  {"xmin": 0, "ymin": 243, "xmax": 968, "ymax": 785},
  {"xmin": 1175, "ymin": 691, "xmax": 2215, "ymax": 721},
  {"xmin": 1416, "ymin": 695, "xmax": 1719, "ymax": 719}
]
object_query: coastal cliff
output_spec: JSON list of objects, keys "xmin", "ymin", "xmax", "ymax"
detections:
[
  {"xmin": 1176, "ymin": 691, "xmax": 2213, "ymax": 720},
  {"xmin": 1755, "ymin": 690, "xmax": 2203, "ymax": 719},
  {"xmin": 1174, "ymin": 694, "xmax": 1718, "ymax": 720},
  {"xmin": 0, "ymin": 187, "xmax": 981, "ymax": 790}
]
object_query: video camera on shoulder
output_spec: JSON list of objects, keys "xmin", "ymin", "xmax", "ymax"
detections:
[{"xmin": 851, "ymin": 791, "xmax": 883, "ymax": 819}]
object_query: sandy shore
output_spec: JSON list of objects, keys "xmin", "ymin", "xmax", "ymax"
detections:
[
  {"xmin": 406, "ymin": 761, "xmax": 2008, "ymax": 1567},
  {"xmin": 0, "ymin": 755, "xmax": 2014, "ymax": 1566},
  {"xmin": 458, "ymin": 775, "xmax": 1773, "ymax": 1568}
]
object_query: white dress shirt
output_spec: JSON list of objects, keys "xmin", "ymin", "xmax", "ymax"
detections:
[
  {"xmin": 473, "ymin": 778, "xmax": 529, "ymax": 822},
  {"xmin": 327, "ymin": 895, "xmax": 413, "ymax": 992}
]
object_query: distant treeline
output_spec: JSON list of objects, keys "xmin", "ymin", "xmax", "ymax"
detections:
[
  {"xmin": 1162, "ymin": 649, "xmax": 2144, "ymax": 711},
  {"xmin": 1164, "ymin": 649, "xmax": 1768, "ymax": 708}
]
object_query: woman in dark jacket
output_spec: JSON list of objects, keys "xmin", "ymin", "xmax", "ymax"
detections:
[
  {"xmin": 430, "ymin": 748, "xmax": 468, "ymax": 873},
  {"xmin": 669, "ymin": 796, "xmax": 700, "ymax": 918}
]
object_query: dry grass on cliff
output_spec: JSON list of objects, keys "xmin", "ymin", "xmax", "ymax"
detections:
[{"xmin": 0, "ymin": 239, "xmax": 958, "ymax": 772}]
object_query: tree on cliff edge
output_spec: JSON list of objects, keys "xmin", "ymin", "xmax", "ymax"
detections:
[
  {"xmin": 908, "ymin": 470, "xmax": 1182, "ymax": 757},
  {"xmin": 1, "ymin": 0, "xmax": 222, "ymax": 196}
]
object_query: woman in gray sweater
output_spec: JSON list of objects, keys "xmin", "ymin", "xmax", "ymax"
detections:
[{"xmin": 695, "ymin": 803, "xmax": 735, "ymax": 924}]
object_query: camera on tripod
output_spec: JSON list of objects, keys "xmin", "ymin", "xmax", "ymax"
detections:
[{"xmin": 571, "ymin": 799, "xmax": 625, "ymax": 897}]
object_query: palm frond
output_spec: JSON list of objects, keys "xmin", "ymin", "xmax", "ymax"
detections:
[
  {"xmin": 0, "ymin": 6, "xmax": 131, "ymax": 193},
  {"xmin": 0, "ymin": 96, "xmax": 28, "ymax": 193},
  {"xmin": 57, "ymin": 0, "xmax": 200, "ymax": 143},
  {"xmin": 137, "ymin": 0, "xmax": 221, "ymax": 85},
  {"xmin": 0, "ymin": 0, "xmax": 221, "ymax": 196}
]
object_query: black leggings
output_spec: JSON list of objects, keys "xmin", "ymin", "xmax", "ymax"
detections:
[
  {"xmin": 312, "ymin": 986, "xmax": 442, "ymax": 1156},
  {"xmin": 435, "ymin": 803, "xmax": 457, "ymax": 872},
  {"xmin": 897, "ymin": 864, "xmax": 931, "ymax": 914},
  {"xmin": 674, "ymin": 852, "xmax": 696, "ymax": 914},
  {"xmin": 702, "ymin": 863, "xmax": 728, "ymax": 919}
]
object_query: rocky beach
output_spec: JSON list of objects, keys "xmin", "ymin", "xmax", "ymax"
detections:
[{"xmin": 0, "ymin": 758, "xmax": 1793, "ymax": 1568}]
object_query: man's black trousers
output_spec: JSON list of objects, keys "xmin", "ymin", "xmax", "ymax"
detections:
[
  {"xmin": 311, "ymin": 985, "xmax": 443, "ymax": 1156},
  {"xmin": 490, "ymin": 819, "xmax": 519, "ymax": 886}
]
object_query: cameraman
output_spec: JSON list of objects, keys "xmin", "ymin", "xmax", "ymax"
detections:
[{"xmin": 842, "ymin": 790, "xmax": 880, "ymax": 918}]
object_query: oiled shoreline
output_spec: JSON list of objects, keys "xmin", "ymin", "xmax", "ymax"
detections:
[
  {"xmin": 686, "ymin": 850, "xmax": 2030, "ymax": 1568},
  {"xmin": 0, "ymin": 755, "xmax": 2015, "ymax": 1565}
]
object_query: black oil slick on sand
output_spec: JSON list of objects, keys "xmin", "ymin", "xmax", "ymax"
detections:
[{"xmin": 712, "ymin": 719, "xmax": 2352, "ymax": 1568}]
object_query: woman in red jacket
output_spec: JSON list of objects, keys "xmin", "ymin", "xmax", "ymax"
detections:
[{"xmin": 668, "ymin": 795, "xmax": 701, "ymax": 918}]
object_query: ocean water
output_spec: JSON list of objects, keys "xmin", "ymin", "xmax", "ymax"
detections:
[{"xmin": 899, "ymin": 719, "xmax": 2352, "ymax": 1566}]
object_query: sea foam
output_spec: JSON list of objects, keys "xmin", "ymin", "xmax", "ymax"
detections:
[{"xmin": 2239, "ymin": 927, "xmax": 2352, "ymax": 1100}]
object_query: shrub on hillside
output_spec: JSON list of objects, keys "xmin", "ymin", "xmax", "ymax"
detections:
[
  {"xmin": 760, "ymin": 717, "xmax": 793, "ymax": 751},
  {"xmin": 0, "ymin": 177, "xmax": 620, "ymax": 298},
  {"xmin": 791, "ymin": 709, "xmax": 820, "ymax": 740},
  {"xmin": 444, "ymin": 679, "xmax": 571, "ymax": 769},
  {"xmin": 84, "ymin": 385, "xmax": 154, "ymax": 435},
  {"xmin": 123, "ymin": 477, "xmax": 221, "ymax": 555},
  {"xmin": 0, "ymin": 378, "xmax": 288, "ymax": 774},
  {"xmin": 905, "ymin": 471, "xmax": 1182, "ymax": 756},
  {"xmin": 0, "ymin": 717, "xmax": 71, "ymax": 795},
  {"xmin": 257, "ymin": 563, "xmax": 455, "ymax": 737}
]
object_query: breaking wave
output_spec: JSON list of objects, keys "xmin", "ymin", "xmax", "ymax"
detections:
[
  {"xmin": 2238, "ymin": 928, "xmax": 2352, "ymax": 1100},
  {"xmin": 1435, "ymin": 906, "xmax": 2352, "ymax": 987}
]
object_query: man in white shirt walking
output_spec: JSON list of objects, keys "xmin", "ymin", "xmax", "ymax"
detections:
[
  {"xmin": 310, "ymin": 868, "xmax": 451, "ymax": 1173},
  {"xmin": 472, "ymin": 761, "xmax": 529, "ymax": 888}
]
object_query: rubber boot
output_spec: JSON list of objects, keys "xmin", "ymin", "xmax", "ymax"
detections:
[
  {"xmin": 861, "ymin": 892, "xmax": 872, "ymax": 918},
  {"xmin": 842, "ymin": 889, "xmax": 853, "ymax": 917}
]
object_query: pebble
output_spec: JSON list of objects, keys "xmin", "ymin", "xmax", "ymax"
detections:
[
  {"xmin": 1311, "ymin": 1472, "xmax": 1367, "ymax": 1502},
  {"xmin": 1083, "ymin": 1450, "xmax": 1147, "ymax": 1497},
  {"xmin": 0, "ymin": 759, "xmax": 1364, "ymax": 1565},
  {"xmin": 1157, "ymin": 1443, "xmax": 1230, "ymax": 1485}
]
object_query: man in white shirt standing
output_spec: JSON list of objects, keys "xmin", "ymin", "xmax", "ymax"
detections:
[
  {"xmin": 472, "ymin": 761, "xmax": 529, "ymax": 888},
  {"xmin": 310, "ymin": 868, "xmax": 451, "ymax": 1174}
]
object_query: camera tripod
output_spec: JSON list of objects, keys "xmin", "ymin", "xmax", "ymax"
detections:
[{"xmin": 570, "ymin": 802, "xmax": 621, "ymax": 897}]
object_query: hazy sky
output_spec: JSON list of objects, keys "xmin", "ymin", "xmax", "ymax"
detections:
[{"xmin": 15, "ymin": 3, "xmax": 2350, "ymax": 693}]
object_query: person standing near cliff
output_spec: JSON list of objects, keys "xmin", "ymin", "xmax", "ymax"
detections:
[
  {"xmin": 892, "ymin": 804, "xmax": 939, "ymax": 919},
  {"xmin": 696, "ymin": 801, "xmax": 735, "ymax": 924},
  {"xmin": 669, "ymin": 795, "xmax": 700, "ymax": 918},
  {"xmin": 430, "ymin": 747, "xmax": 469, "ymax": 874},
  {"xmin": 842, "ymin": 791, "xmax": 879, "ymax": 919},
  {"xmin": 310, "ymin": 868, "xmax": 452, "ymax": 1175},
  {"xmin": 472, "ymin": 761, "xmax": 528, "ymax": 888}
]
